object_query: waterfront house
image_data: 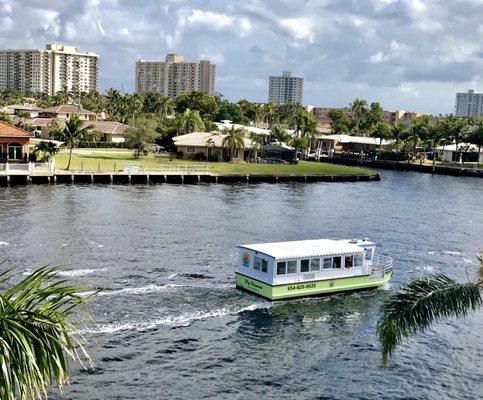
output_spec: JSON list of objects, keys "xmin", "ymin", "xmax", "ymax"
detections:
[
  {"xmin": 0, "ymin": 121, "xmax": 34, "ymax": 162},
  {"xmin": 437, "ymin": 143, "xmax": 483, "ymax": 164},
  {"xmin": 173, "ymin": 131, "xmax": 254, "ymax": 162},
  {"xmin": 84, "ymin": 121, "xmax": 129, "ymax": 143},
  {"xmin": 315, "ymin": 134, "xmax": 394, "ymax": 156}
]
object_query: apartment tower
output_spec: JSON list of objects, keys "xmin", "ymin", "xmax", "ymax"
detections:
[
  {"xmin": 0, "ymin": 44, "xmax": 99, "ymax": 95},
  {"xmin": 268, "ymin": 71, "xmax": 304, "ymax": 104},
  {"xmin": 135, "ymin": 54, "xmax": 216, "ymax": 97},
  {"xmin": 455, "ymin": 89, "xmax": 483, "ymax": 117}
]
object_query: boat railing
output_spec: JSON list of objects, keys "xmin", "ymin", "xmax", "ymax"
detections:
[{"xmin": 371, "ymin": 254, "xmax": 393, "ymax": 274}]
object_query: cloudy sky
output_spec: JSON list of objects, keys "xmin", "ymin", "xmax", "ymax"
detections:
[{"xmin": 1, "ymin": 0, "xmax": 482, "ymax": 114}]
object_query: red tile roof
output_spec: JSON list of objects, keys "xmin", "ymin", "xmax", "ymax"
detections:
[{"xmin": 0, "ymin": 121, "xmax": 34, "ymax": 137}]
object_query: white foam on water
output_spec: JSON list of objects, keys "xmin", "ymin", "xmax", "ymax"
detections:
[
  {"xmin": 80, "ymin": 303, "xmax": 270, "ymax": 334},
  {"xmin": 443, "ymin": 251, "xmax": 462, "ymax": 255},
  {"xmin": 416, "ymin": 265, "xmax": 435, "ymax": 271},
  {"xmin": 463, "ymin": 259, "xmax": 476, "ymax": 264},
  {"xmin": 428, "ymin": 251, "xmax": 437, "ymax": 255},
  {"xmin": 98, "ymin": 245, "xmax": 104, "ymax": 248},
  {"xmin": 98, "ymin": 283, "xmax": 233, "ymax": 297},
  {"xmin": 0, "ymin": 241, "xmax": 9, "ymax": 246},
  {"xmin": 381, "ymin": 282, "xmax": 392, "ymax": 291},
  {"xmin": 56, "ymin": 269, "xmax": 97, "ymax": 277},
  {"xmin": 168, "ymin": 273, "xmax": 179, "ymax": 279}
]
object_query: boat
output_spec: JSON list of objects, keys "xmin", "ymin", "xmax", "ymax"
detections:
[{"xmin": 235, "ymin": 238, "xmax": 393, "ymax": 300}]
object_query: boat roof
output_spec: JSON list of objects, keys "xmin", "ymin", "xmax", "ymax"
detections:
[{"xmin": 239, "ymin": 239, "xmax": 368, "ymax": 260}]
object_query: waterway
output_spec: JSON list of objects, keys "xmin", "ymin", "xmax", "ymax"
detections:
[{"xmin": 0, "ymin": 170, "xmax": 482, "ymax": 399}]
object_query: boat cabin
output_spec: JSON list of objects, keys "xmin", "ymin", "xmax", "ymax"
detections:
[{"xmin": 235, "ymin": 238, "xmax": 392, "ymax": 300}]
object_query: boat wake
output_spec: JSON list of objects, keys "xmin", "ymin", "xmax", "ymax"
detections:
[
  {"xmin": 97, "ymin": 283, "xmax": 234, "ymax": 297},
  {"xmin": 79, "ymin": 303, "xmax": 271, "ymax": 334}
]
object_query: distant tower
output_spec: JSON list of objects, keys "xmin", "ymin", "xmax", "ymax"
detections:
[
  {"xmin": 455, "ymin": 89, "xmax": 483, "ymax": 117},
  {"xmin": 268, "ymin": 71, "xmax": 304, "ymax": 104}
]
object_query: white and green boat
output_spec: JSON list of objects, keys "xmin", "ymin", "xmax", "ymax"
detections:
[{"xmin": 235, "ymin": 238, "xmax": 393, "ymax": 300}]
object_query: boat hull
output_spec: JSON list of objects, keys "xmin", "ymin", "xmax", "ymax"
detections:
[{"xmin": 235, "ymin": 271, "xmax": 392, "ymax": 301}]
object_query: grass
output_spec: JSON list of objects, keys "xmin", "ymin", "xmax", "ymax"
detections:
[{"xmin": 52, "ymin": 149, "xmax": 374, "ymax": 175}]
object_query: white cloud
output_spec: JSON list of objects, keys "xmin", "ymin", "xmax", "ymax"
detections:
[
  {"xmin": 280, "ymin": 18, "xmax": 315, "ymax": 42},
  {"xmin": 96, "ymin": 20, "xmax": 106, "ymax": 36}
]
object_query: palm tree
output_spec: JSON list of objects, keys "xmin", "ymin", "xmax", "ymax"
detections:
[
  {"xmin": 442, "ymin": 115, "xmax": 467, "ymax": 164},
  {"xmin": 158, "ymin": 96, "xmax": 175, "ymax": 117},
  {"xmin": 253, "ymin": 103, "xmax": 264, "ymax": 128},
  {"xmin": 404, "ymin": 116, "xmax": 429, "ymax": 164},
  {"xmin": 271, "ymin": 125, "xmax": 290, "ymax": 144},
  {"xmin": 391, "ymin": 123, "xmax": 407, "ymax": 162},
  {"xmin": 205, "ymin": 137, "xmax": 215, "ymax": 161},
  {"xmin": 378, "ymin": 253, "xmax": 483, "ymax": 367},
  {"xmin": 290, "ymin": 136, "xmax": 308, "ymax": 161},
  {"xmin": 32, "ymin": 141, "xmax": 59, "ymax": 162},
  {"xmin": 57, "ymin": 115, "xmax": 93, "ymax": 170},
  {"xmin": 222, "ymin": 126, "xmax": 246, "ymax": 162},
  {"xmin": 262, "ymin": 102, "xmax": 277, "ymax": 128},
  {"xmin": 350, "ymin": 98, "xmax": 368, "ymax": 135},
  {"xmin": 467, "ymin": 120, "xmax": 483, "ymax": 169},
  {"xmin": 424, "ymin": 120, "xmax": 445, "ymax": 172},
  {"xmin": 371, "ymin": 121, "xmax": 391, "ymax": 152},
  {"xmin": 0, "ymin": 266, "xmax": 89, "ymax": 400},
  {"xmin": 248, "ymin": 132, "xmax": 262, "ymax": 162},
  {"xmin": 174, "ymin": 109, "xmax": 205, "ymax": 136}
]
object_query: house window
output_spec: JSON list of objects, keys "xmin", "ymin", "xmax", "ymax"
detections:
[
  {"xmin": 300, "ymin": 259, "xmax": 310, "ymax": 273},
  {"xmin": 254, "ymin": 257, "xmax": 261, "ymax": 271},
  {"xmin": 287, "ymin": 260, "xmax": 297, "ymax": 274},
  {"xmin": 310, "ymin": 258, "xmax": 320, "ymax": 272},
  {"xmin": 365, "ymin": 248, "xmax": 373, "ymax": 260},
  {"xmin": 323, "ymin": 257, "xmax": 332, "ymax": 269},
  {"xmin": 345, "ymin": 255, "xmax": 353, "ymax": 268},
  {"xmin": 186, "ymin": 146, "xmax": 196, "ymax": 154},
  {"xmin": 277, "ymin": 261, "xmax": 286, "ymax": 275}
]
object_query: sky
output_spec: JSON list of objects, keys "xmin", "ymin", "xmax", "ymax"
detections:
[{"xmin": 0, "ymin": 0, "xmax": 482, "ymax": 114}]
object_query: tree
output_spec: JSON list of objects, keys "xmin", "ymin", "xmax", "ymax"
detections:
[
  {"xmin": 56, "ymin": 115, "xmax": 93, "ymax": 170},
  {"xmin": 423, "ymin": 120, "xmax": 445, "ymax": 172},
  {"xmin": 290, "ymin": 136, "xmax": 308, "ymax": 161},
  {"xmin": 271, "ymin": 125, "xmax": 291, "ymax": 144},
  {"xmin": 32, "ymin": 141, "xmax": 59, "ymax": 162},
  {"xmin": 176, "ymin": 91, "xmax": 219, "ymax": 120},
  {"xmin": 222, "ymin": 126, "xmax": 246, "ymax": 162},
  {"xmin": 403, "ymin": 115, "xmax": 430, "ymax": 164},
  {"xmin": 0, "ymin": 266, "xmax": 89, "ymax": 400},
  {"xmin": 328, "ymin": 109, "xmax": 351, "ymax": 135},
  {"xmin": 377, "ymin": 253, "xmax": 483, "ymax": 367},
  {"xmin": 442, "ymin": 115, "xmax": 467, "ymax": 163},
  {"xmin": 371, "ymin": 121, "xmax": 391, "ymax": 152},
  {"xmin": 391, "ymin": 123, "xmax": 407, "ymax": 162},
  {"xmin": 262, "ymin": 102, "xmax": 277, "ymax": 128},
  {"xmin": 367, "ymin": 102, "xmax": 384, "ymax": 132},
  {"xmin": 215, "ymin": 97, "xmax": 249, "ymax": 125},
  {"xmin": 467, "ymin": 120, "xmax": 483, "ymax": 169},
  {"xmin": 248, "ymin": 132, "xmax": 262, "ymax": 161},
  {"xmin": 205, "ymin": 137, "xmax": 215, "ymax": 161},
  {"xmin": 350, "ymin": 98, "xmax": 368, "ymax": 135},
  {"xmin": 174, "ymin": 108, "xmax": 205, "ymax": 135},
  {"xmin": 124, "ymin": 116, "xmax": 158, "ymax": 158},
  {"xmin": 16, "ymin": 111, "xmax": 30, "ymax": 129},
  {"xmin": 0, "ymin": 112, "xmax": 12, "ymax": 124}
]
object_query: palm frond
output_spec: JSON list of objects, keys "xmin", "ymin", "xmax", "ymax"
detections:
[
  {"xmin": 377, "ymin": 273, "xmax": 481, "ymax": 366},
  {"xmin": 0, "ymin": 266, "xmax": 90, "ymax": 400}
]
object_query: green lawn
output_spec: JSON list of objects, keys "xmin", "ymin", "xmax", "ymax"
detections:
[{"xmin": 53, "ymin": 149, "xmax": 374, "ymax": 175}]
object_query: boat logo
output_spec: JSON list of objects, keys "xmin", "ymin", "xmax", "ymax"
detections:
[{"xmin": 242, "ymin": 252, "xmax": 250, "ymax": 267}]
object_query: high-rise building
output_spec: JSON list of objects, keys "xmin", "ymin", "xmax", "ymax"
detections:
[
  {"xmin": 135, "ymin": 54, "xmax": 216, "ymax": 97},
  {"xmin": 268, "ymin": 71, "xmax": 304, "ymax": 104},
  {"xmin": 0, "ymin": 44, "xmax": 99, "ymax": 95},
  {"xmin": 455, "ymin": 89, "xmax": 483, "ymax": 118}
]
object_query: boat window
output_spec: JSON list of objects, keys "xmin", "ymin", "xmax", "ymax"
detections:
[
  {"xmin": 277, "ymin": 261, "xmax": 286, "ymax": 275},
  {"xmin": 323, "ymin": 257, "xmax": 332, "ymax": 269},
  {"xmin": 287, "ymin": 260, "xmax": 297, "ymax": 274},
  {"xmin": 333, "ymin": 256, "xmax": 342, "ymax": 269},
  {"xmin": 310, "ymin": 258, "xmax": 320, "ymax": 272},
  {"xmin": 354, "ymin": 254, "xmax": 363, "ymax": 267},
  {"xmin": 254, "ymin": 257, "xmax": 261, "ymax": 270},
  {"xmin": 261, "ymin": 259, "xmax": 268, "ymax": 273},
  {"xmin": 365, "ymin": 248, "xmax": 373, "ymax": 260},
  {"xmin": 300, "ymin": 259, "xmax": 310, "ymax": 273},
  {"xmin": 345, "ymin": 255, "xmax": 353, "ymax": 268}
]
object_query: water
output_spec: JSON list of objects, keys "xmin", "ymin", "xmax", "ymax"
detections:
[{"xmin": 0, "ymin": 171, "xmax": 482, "ymax": 399}]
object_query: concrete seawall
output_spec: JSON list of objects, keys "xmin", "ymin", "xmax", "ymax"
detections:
[
  {"xmin": 324, "ymin": 158, "xmax": 482, "ymax": 178},
  {"xmin": 0, "ymin": 172, "xmax": 381, "ymax": 186}
]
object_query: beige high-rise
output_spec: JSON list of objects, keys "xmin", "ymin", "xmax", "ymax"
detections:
[
  {"xmin": 0, "ymin": 44, "xmax": 99, "ymax": 95},
  {"xmin": 135, "ymin": 54, "xmax": 216, "ymax": 97}
]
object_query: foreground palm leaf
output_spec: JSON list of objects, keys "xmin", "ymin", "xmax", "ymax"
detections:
[
  {"xmin": 0, "ymin": 266, "xmax": 89, "ymax": 400},
  {"xmin": 377, "ymin": 273, "xmax": 482, "ymax": 366}
]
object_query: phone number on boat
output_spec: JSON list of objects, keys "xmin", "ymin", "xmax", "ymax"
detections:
[{"xmin": 287, "ymin": 283, "xmax": 316, "ymax": 291}]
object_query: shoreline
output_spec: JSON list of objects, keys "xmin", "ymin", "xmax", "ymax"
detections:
[{"xmin": 0, "ymin": 171, "xmax": 381, "ymax": 186}]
